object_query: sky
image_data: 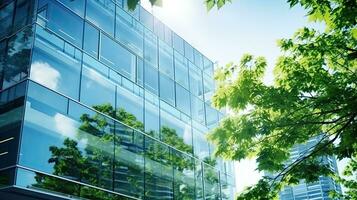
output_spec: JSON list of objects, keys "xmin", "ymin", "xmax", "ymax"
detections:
[{"xmin": 140, "ymin": 0, "xmax": 344, "ymax": 194}]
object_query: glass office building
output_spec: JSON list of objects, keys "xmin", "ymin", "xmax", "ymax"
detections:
[
  {"xmin": 0, "ymin": 0, "xmax": 235, "ymax": 199},
  {"xmin": 276, "ymin": 136, "xmax": 342, "ymax": 200}
]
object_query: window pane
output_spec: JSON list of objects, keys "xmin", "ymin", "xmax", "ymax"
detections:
[
  {"xmin": 203, "ymin": 75, "xmax": 215, "ymax": 103},
  {"xmin": 31, "ymin": 26, "xmax": 81, "ymax": 100},
  {"xmin": 173, "ymin": 150, "xmax": 195, "ymax": 200},
  {"xmin": 193, "ymin": 129, "xmax": 210, "ymax": 160},
  {"xmin": 58, "ymin": 0, "xmax": 85, "ymax": 17},
  {"xmin": 159, "ymin": 74, "xmax": 175, "ymax": 106},
  {"xmin": 189, "ymin": 63, "xmax": 204, "ymax": 98},
  {"xmin": 194, "ymin": 49, "xmax": 203, "ymax": 69},
  {"xmin": 154, "ymin": 18, "xmax": 164, "ymax": 41},
  {"xmin": 38, "ymin": 0, "xmax": 83, "ymax": 47},
  {"xmin": 0, "ymin": 2, "xmax": 14, "ymax": 39},
  {"xmin": 116, "ymin": 8, "xmax": 144, "ymax": 57},
  {"xmin": 80, "ymin": 66, "xmax": 116, "ymax": 108},
  {"xmin": 2, "ymin": 26, "xmax": 33, "ymax": 89},
  {"xmin": 164, "ymin": 26, "xmax": 172, "ymax": 46},
  {"xmin": 144, "ymin": 62, "xmax": 158, "ymax": 95},
  {"xmin": 144, "ymin": 30, "xmax": 158, "ymax": 67},
  {"xmin": 159, "ymin": 40, "xmax": 174, "ymax": 78},
  {"xmin": 144, "ymin": 136, "xmax": 173, "ymax": 199},
  {"xmin": 173, "ymin": 33, "xmax": 184, "ymax": 55},
  {"xmin": 83, "ymin": 22, "xmax": 99, "ymax": 58},
  {"xmin": 139, "ymin": 7, "xmax": 153, "ymax": 31},
  {"xmin": 205, "ymin": 104, "xmax": 219, "ymax": 128},
  {"xmin": 176, "ymin": 84, "xmax": 190, "ymax": 115},
  {"xmin": 0, "ymin": 41, "xmax": 6, "ymax": 89},
  {"xmin": 100, "ymin": 34, "xmax": 136, "ymax": 81},
  {"xmin": 86, "ymin": 0, "xmax": 115, "ymax": 35},
  {"xmin": 203, "ymin": 164, "xmax": 221, "ymax": 200},
  {"xmin": 13, "ymin": 0, "xmax": 35, "ymax": 32},
  {"xmin": 116, "ymin": 85, "xmax": 144, "ymax": 130},
  {"xmin": 184, "ymin": 41, "xmax": 194, "ymax": 62},
  {"xmin": 144, "ymin": 94, "xmax": 160, "ymax": 138},
  {"xmin": 191, "ymin": 95, "xmax": 205, "ymax": 124},
  {"xmin": 136, "ymin": 58, "xmax": 144, "ymax": 86},
  {"xmin": 203, "ymin": 56, "xmax": 214, "ymax": 75},
  {"xmin": 114, "ymin": 125, "xmax": 144, "ymax": 198},
  {"xmin": 174, "ymin": 51, "xmax": 189, "ymax": 89},
  {"xmin": 122, "ymin": 0, "xmax": 139, "ymax": 20}
]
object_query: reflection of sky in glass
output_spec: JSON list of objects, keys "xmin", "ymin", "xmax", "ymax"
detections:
[{"xmin": 31, "ymin": 61, "xmax": 60, "ymax": 90}]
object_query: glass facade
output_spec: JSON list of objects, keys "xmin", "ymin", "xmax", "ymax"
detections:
[{"xmin": 0, "ymin": 0, "xmax": 235, "ymax": 199}]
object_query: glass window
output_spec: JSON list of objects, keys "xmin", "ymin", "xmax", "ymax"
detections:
[
  {"xmin": 205, "ymin": 104, "xmax": 219, "ymax": 128},
  {"xmin": 173, "ymin": 150, "xmax": 195, "ymax": 200},
  {"xmin": 176, "ymin": 84, "xmax": 190, "ymax": 115},
  {"xmin": 203, "ymin": 56, "xmax": 214, "ymax": 75},
  {"xmin": 174, "ymin": 51, "xmax": 189, "ymax": 89},
  {"xmin": 160, "ymin": 108, "xmax": 193, "ymax": 154},
  {"xmin": 193, "ymin": 129, "xmax": 210, "ymax": 160},
  {"xmin": 57, "ymin": 0, "xmax": 85, "ymax": 17},
  {"xmin": 0, "ymin": 2, "xmax": 14, "ymax": 39},
  {"xmin": 154, "ymin": 18, "xmax": 165, "ymax": 41},
  {"xmin": 164, "ymin": 26, "xmax": 172, "ymax": 46},
  {"xmin": 144, "ymin": 136, "xmax": 173, "ymax": 199},
  {"xmin": 21, "ymin": 90, "xmax": 115, "ymax": 190},
  {"xmin": 194, "ymin": 49, "xmax": 203, "ymax": 69},
  {"xmin": 144, "ymin": 62, "xmax": 158, "ymax": 95},
  {"xmin": 159, "ymin": 40, "xmax": 174, "ymax": 78},
  {"xmin": 0, "ymin": 41, "xmax": 6, "ymax": 89},
  {"xmin": 80, "ymin": 66, "xmax": 116, "ymax": 108},
  {"xmin": 184, "ymin": 41, "xmax": 194, "ymax": 62},
  {"xmin": 139, "ymin": 7, "xmax": 153, "ymax": 31},
  {"xmin": 136, "ymin": 58, "xmax": 144, "ymax": 86},
  {"xmin": 83, "ymin": 53, "xmax": 108, "ymax": 77},
  {"xmin": 173, "ymin": 33, "xmax": 184, "ymax": 55},
  {"xmin": 203, "ymin": 164, "xmax": 221, "ymax": 200},
  {"xmin": 189, "ymin": 63, "xmax": 204, "ymax": 98},
  {"xmin": 144, "ymin": 29, "xmax": 158, "ymax": 67},
  {"xmin": 114, "ymin": 124, "xmax": 144, "ymax": 198},
  {"xmin": 203, "ymin": 75, "xmax": 215, "ymax": 103},
  {"xmin": 144, "ymin": 94, "xmax": 160, "ymax": 139},
  {"xmin": 123, "ymin": 0, "xmax": 140, "ymax": 20},
  {"xmin": 38, "ymin": 0, "xmax": 83, "ymax": 47},
  {"xmin": 159, "ymin": 74, "xmax": 175, "ymax": 106},
  {"xmin": 83, "ymin": 22, "xmax": 99, "ymax": 58},
  {"xmin": 2, "ymin": 27, "xmax": 33, "ymax": 89},
  {"xmin": 100, "ymin": 34, "xmax": 136, "ymax": 81},
  {"xmin": 86, "ymin": 0, "xmax": 115, "ymax": 35},
  {"xmin": 195, "ymin": 161, "xmax": 204, "ymax": 199},
  {"xmin": 116, "ymin": 85, "xmax": 144, "ymax": 129},
  {"xmin": 116, "ymin": 8, "xmax": 144, "ymax": 57},
  {"xmin": 13, "ymin": 0, "xmax": 35, "ymax": 32},
  {"xmin": 191, "ymin": 95, "xmax": 205, "ymax": 124},
  {"xmin": 31, "ymin": 26, "xmax": 81, "ymax": 100}
]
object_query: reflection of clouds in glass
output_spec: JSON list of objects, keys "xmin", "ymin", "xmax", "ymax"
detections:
[
  {"xmin": 84, "ymin": 67, "xmax": 111, "ymax": 88},
  {"xmin": 183, "ymin": 125, "xmax": 192, "ymax": 145},
  {"xmin": 31, "ymin": 61, "xmax": 60, "ymax": 90}
]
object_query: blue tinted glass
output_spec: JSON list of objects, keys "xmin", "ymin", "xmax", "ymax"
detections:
[
  {"xmin": 159, "ymin": 74, "xmax": 175, "ymax": 106},
  {"xmin": 203, "ymin": 75, "xmax": 215, "ymax": 103},
  {"xmin": 116, "ymin": 85, "xmax": 144, "ymax": 125},
  {"xmin": 123, "ymin": 0, "xmax": 139, "ymax": 19},
  {"xmin": 144, "ymin": 30, "xmax": 158, "ymax": 67},
  {"xmin": 0, "ymin": 41, "xmax": 6, "ymax": 86},
  {"xmin": 116, "ymin": 7, "xmax": 144, "ymax": 57},
  {"xmin": 144, "ymin": 136, "xmax": 173, "ymax": 199},
  {"xmin": 194, "ymin": 49, "xmax": 203, "ymax": 69},
  {"xmin": 83, "ymin": 53, "xmax": 108, "ymax": 77},
  {"xmin": 184, "ymin": 42, "xmax": 194, "ymax": 62},
  {"xmin": 83, "ymin": 22, "xmax": 99, "ymax": 58},
  {"xmin": 39, "ymin": 0, "xmax": 83, "ymax": 47},
  {"xmin": 58, "ymin": 0, "xmax": 85, "ymax": 17},
  {"xmin": 195, "ymin": 161, "xmax": 204, "ymax": 199},
  {"xmin": 205, "ymin": 105, "xmax": 219, "ymax": 128},
  {"xmin": 154, "ymin": 18, "xmax": 165, "ymax": 41},
  {"xmin": 159, "ymin": 40, "xmax": 174, "ymax": 78},
  {"xmin": 100, "ymin": 34, "xmax": 136, "ymax": 81},
  {"xmin": 31, "ymin": 26, "xmax": 81, "ymax": 100},
  {"xmin": 137, "ymin": 58, "xmax": 144, "ymax": 86},
  {"xmin": 0, "ymin": 2, "xmax": 14, "ymax": 39},
  {"xmin": 13, "ymin": 0, "xmax": 35, "ymax": 32},
  {"xmin": 173, "ymin": 33, "xmax": 184, "ymax": 55},
  {"xmin": 191, "ymin": 95, "xmax": 205, "ymax": 124},
  {"xmin": 139, "ymin": 7, "xmax": 153, "ymax": 31},
  {"xmin": 173, "ymin": 150, "xmax": 195, "ymax": 199},
  {"xmin": 176, "ymin": 84, "xmax": 190, "ymax": 115},
  {"xmin": 80, "ymin": 66, "xmax": 116, "ymax": 107},
  {"xmin": 86, "ymin": 0, "xmax": 115, "ymax": 35},
  {"xmin": 193, "ymin": 129, "xmax": 210, "ymax": 160},
  {"xmin": 144, "ymin": 96, "xmax": 160, "ymax": 138},
  {"xmin": 144, "ymin": 62, "xmax": 158, "ymax": 95},
  {"xmin": 203, "ymin": 55, "xmax": 214, "ymax": 75},
  {"xmin": 164, "ymin": 26, "xmax": 172, "ymax": 46},
  {"xmin": 189, "ymin": 63, "xmax": 204, "ymax": 98},
  {"xmin": 2, "ymin": 27, "xmax": 33, "ymax": 89},
  {"xmin": 174, "ymin": 51, "xmax": 189, "ymax": 89},
  {"xmin": 203, "ymin": 164, "xmax": 221, "ymax": 199}
]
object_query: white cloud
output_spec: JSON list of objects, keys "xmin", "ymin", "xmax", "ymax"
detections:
[
  {"xmin": 31, "ymin": 61, "xmax": 60, "ymax": 90},
  {"xmin": 54, "ymin": 113, "xmax": 77, "ymax": 139}
]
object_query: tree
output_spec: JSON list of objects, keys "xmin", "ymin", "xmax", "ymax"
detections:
[{"xmin": 206, "ymin": 0, "xmax": 357, "ymax": 199}]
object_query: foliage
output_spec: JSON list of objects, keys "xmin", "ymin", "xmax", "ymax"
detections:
[{"xmin": 207, "ymin": 0, "xmax": 357, "ymax": 199}]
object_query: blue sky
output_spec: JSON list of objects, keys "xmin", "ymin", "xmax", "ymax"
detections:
[{"xmin": 141, "ymin": 0, "xmax": 342, "ymax": 194}]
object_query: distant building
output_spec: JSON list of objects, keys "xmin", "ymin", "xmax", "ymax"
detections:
[
  {"xmin": 0, "ymin": 0, "xmax": 235, "ymax": 199},
  {"xmin": 273, "ymin": 136, "xmax": 342, "ymax": 200}
]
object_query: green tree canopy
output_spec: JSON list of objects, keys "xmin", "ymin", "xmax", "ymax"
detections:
[{"xmin": 206, "ymin": 0, "xmax": 357, "ymax": 199}]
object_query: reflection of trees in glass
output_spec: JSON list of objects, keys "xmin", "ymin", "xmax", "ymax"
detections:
[{"xmin": 32, "ymin": 103, "xmax": 201, "ymax": 199}]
